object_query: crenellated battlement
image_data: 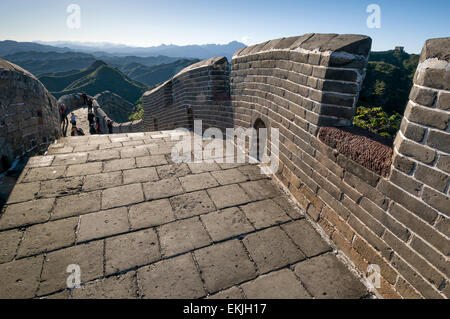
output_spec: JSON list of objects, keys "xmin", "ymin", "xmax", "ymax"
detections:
[{"xmin": 141, "ymin": 34, "xmax": 449, "ymax": 299}]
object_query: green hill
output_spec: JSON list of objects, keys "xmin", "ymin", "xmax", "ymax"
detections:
[
  {"xmin": 49, "ymin": 61, "xmax": 148, "ymax": 104},
  {"xmin": 39, "ymin": 60, "xmax": 107, "ymax": 92},
  {"xmin": 120, "ymin": 58, "xmax": 200, "ymax": 86},
  {"xmin": 2, "ymin": 51, "xmax": 96, "ymax": 75},
  {"xmin": 358, "ymin": 49, "xmax": 420, "ymax": 114}
]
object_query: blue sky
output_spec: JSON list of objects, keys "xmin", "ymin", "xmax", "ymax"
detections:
[{"xmin": 0, "ymin": 0, "xmax": 448, "ymax": 53}]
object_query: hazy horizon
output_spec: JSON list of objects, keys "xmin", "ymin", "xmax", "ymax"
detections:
[{"xmin": 1, "ymin": 0, "xmax": 449, "ymax": 54}]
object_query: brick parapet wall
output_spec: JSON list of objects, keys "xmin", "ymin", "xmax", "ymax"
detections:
[
  {"xmin": 142, "ymin": 57, "xmax": 232, "ymax": 132},
  {"xmin": 230, "ymin": 34, "xmax": 449, "ymax": 299},
  {"xmin": 0, "ymin": 58, "xmax": 60, "ymax": 171}
]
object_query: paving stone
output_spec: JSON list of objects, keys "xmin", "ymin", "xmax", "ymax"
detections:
[
  {"xmin": 194, "ymin": 240, "xmax": 257, "ymax": 293},
  {"xmin": 123, "ymin": 167, "xmax": 159, "ymax": 184},
  {"xmin": 0, "ymin": 198, "xmax": 54, "ymax": 229},
  {"xmin": 73, "ymin": 144, "xmax": 99, "ymax": 153},
  {"xmin": 65, "ymin": 162, "xmax": 103, "ymax": 177},
  {"xmin": 179, "ymin": 172, "xmax": 219, "ymax": 192},
  {"xmin": 136, "ymin": 155, "xmax": 168, "ymax": 168},
  {"xmin": 23, "ymin": 166, "xmax": 66, "ymax": 182},
  {"xmin": 143, "ymin": 177, "xmax": 184, "ymax": 200},
  {"xmin": 88, "ymin": 150, "xmax": 120, "ymax": 162},
  {"xmin": 105, "ymin": 228, "xmax": 161, "ymax": 275},
  {"xmin": 121, "ymin": 146, "xmax": 149, "ymax": 158},
  {"xmin": 122, "ymin": 140, "xmax": 144, "ymax": 147},
  {"xmin": 27, "ymin": 156, "xmax": 54, "ymax": 168},
  {"xmin": 110, "ymin": 136, "xmax": 131, "ymax": 143},
  {"xmin": 240, "ymin": 179, "xmax": 282, "ymax": 201},
  {"xmin": 272, "ymin": 196, "xmax": 304, "ymax": 219},
  {"xmin": 83, "ymin": 171, "xmax": 122, "ymax": 191},
  {"xmin": 240, "ymin": 199, "xmax": 291, "ymax": 229},
  {"xmin": 17, "ymin": 217, "xmax": 78, "ymax": 258},
  {"xmin": 77, "ymin": 207, "xmax": 129, "ymax": 242},
  {"xmin": 38, "ymin": 241, "xmax": 104, "ymax": 296},
  {"xmin": 99, "ymin": 142, "xmax": 122, "ymax": 150},
  {"xmin": 0, "ymin": 256, "xmax": 43, "ymax": 298},
  {"xmin": 238, "ymin": 165, "xmax": 267, "ymax": 180},
  {"xmin": 170, "ymin": 190, "xmax": 216, "ymax": 219},
  {"xmin": 293, "ymin": 253, "xmax": 367, "ymax": 299},
  {"xmin": 281, "ymin": 220, "xmax": 331, "ymax": 257},
  {"xmin": 129, "ymin": 199, "xmax": 175, "ymax": 230},
  {"xmin": 158, "ymin": 217, "xmax": 212, "ymax": 257},
  {"xmin": 6, "ymin": 182, "xmax": 40, "ymax": 204},
  {"xmin": 47, "ymin": 146, "xmax": 74, "ymax": 154},
  {"xmin": 207, "ymin": 184, "xmax": 251, "ymax": 209},
  {"xmin": 187, "ymin": 162, "xmax": 221, "ymax": 174},
  {"xmin": 38, "ymin": 177, "xmax": 83, "ymax": 198},
  {"xmin": 138, "ymin": 253, "xmax": 206, "ymax": 299},
  {"xmin": 207, "ymin": 286, "xmax": 245, "ymax": 299},
  {"xmin": 72, "ymin": 271, "xmax": 138, "ymax": 299},
  {"xmin": 201, "ymin": 207, "xmax": 254, "ymax": 242},
  {"xmin": 102, "ymin": 183, "xmax": 144, "ymax": 210},
  {"xmin": 52, "ymin": 191, "xmax": 101, "ymax": 220},
  {"xmin": 150, "ymin": 144, "xmax": 174, "ymax": 155},
  {"xmin": 52, "ymin": 153, "xmax": 88, "ymax": 166},
  {"xmin": 243, "ymin": 227, "xmax": 305, "ymax": 273},
  {"xmin": 241, "ymin": 269, "xmax": 311, "ymax": 299},
  {"xmin": 210, "ymin": 168, "xmax": 248, "ymax": 185},
  {"xmin": 103, "ymin": 158, "xmax": 136, "ymax": 172},
  {"xmin": 156, "ymin": 163, "xmax": 191, "ymax": 179},
  {"xmin": 0, "ymin": 229, "xmax": 22, "ymax": 263}
]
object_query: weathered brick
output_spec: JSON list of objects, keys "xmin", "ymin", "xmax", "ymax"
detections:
[
  {"xmin": 400, "ymin": 121, "xmax": 426, "ymax": 142},
  {"xmin": 405, "ymin": 103, "xmax": 449, "ymax": 130},
  {"xmin": 384, "ymin": 234, "xmax": 444, "ymax": 295},
  {"xmin": 436, "ymin": 91, "xmax": 450, "ymax": 111},
  {"xmin": 410, "ymin": 236, "xmax": 448, "ymax": 276},
  {"xmin": 414, "ymin": 164, "xmax": 449, "ymax": 192},
  {"xmin": 437, "ymin": 154, "xmax": 450, "ymax": 173},
  {"xmin": 388, "ymin": 203, "xmax": 448, "ymax": 256},
  {"xmin": 360, "ymin": 197, "xmax": 411, "ymax": 242},
  {"xmin": 427, "ymin": 129, "xmax": 450, "ymax": 153},
  {"xmin": 393, "ymin": 154, "xmax": 415, "ymax": 174},
  {"xmin": 377, "ymin": 179, "xmax": 438, "ymax": 224},
  {"xmin": 421, "ymin": 186, "xmax": 450, "ymax": 217},
  {"xmin": 397, "ymin": 139, "xmax": 436, "ymax": 164},
  {"xmin": 393, "ymin": 251, "xmax": 441, "ymax": 298},
  {"xmin": 337, "ymin": 154, "xmax": 380, "ymax": 187},
  {"xmin": 409, "ymin": 86, "xmax": 437, "ymax": 107},
  {"xmin": 390, "ymin": 168, "xmax": 423, "ymax": 196}
]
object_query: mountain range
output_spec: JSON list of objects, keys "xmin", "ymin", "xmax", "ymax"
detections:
[
  {"xmin": 39, "ymin": 60, "xmax": 148, "ymax": 104},
  {"xmin": 0, "ymin": 40, "xmax": 246, "ymax": 61},
  {"xmin": 35, "ymin": 40, "xmax": 246, "ymax": 60}
]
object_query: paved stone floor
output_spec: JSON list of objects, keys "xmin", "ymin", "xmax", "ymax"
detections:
[{"xmin": 0, "ymin": 131, "xmax": 369, "ymax": 299}]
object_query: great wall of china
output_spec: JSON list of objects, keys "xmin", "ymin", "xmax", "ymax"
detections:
[{"xmin": 0, "ymin": 33, "xmax": 448, "ymax": 299}]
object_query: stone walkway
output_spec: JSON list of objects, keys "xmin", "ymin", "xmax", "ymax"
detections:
[
  {"xmin": 71, "ymin": 106, "xmax": 91, "ymax": 136},
  {"xmin": 0, "ymin": 131, "xmax": 369, "ymax": 299}
]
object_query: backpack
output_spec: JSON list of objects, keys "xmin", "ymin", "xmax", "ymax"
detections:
[{"xmin": 77, "ymin": 128, "xmax": 85, "ymax": 136}]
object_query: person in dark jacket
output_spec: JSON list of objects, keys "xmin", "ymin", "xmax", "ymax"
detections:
[{"xmin": 107, "ymin": 120, "xmax": 114, "ymax": 134}]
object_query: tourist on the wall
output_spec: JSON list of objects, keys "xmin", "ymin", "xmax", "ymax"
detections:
[
  {"xmin": 81, "ymin": 92, "xmax": 88, "ymax": 105},
  {"xmin": 107, "ymin": 120, "xmax": 114, "ymax": 134},
  {"xmin": 71, "ymin": 125, "xmax": 85, "ymax": 136},
  {"xmin": 70, "ymin": 113, "xmax": 77, "ymax": 126},
  {"xmin": 87, "ymin": 98, "xmax": 93, "ymax": 112},
  {"xmin": 59, "ymin": 103, "xmax": 68, "ymax": 137},
  {"xmin": 94, "ymin": 117, "xmax": 101, "ymax": 134}
]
